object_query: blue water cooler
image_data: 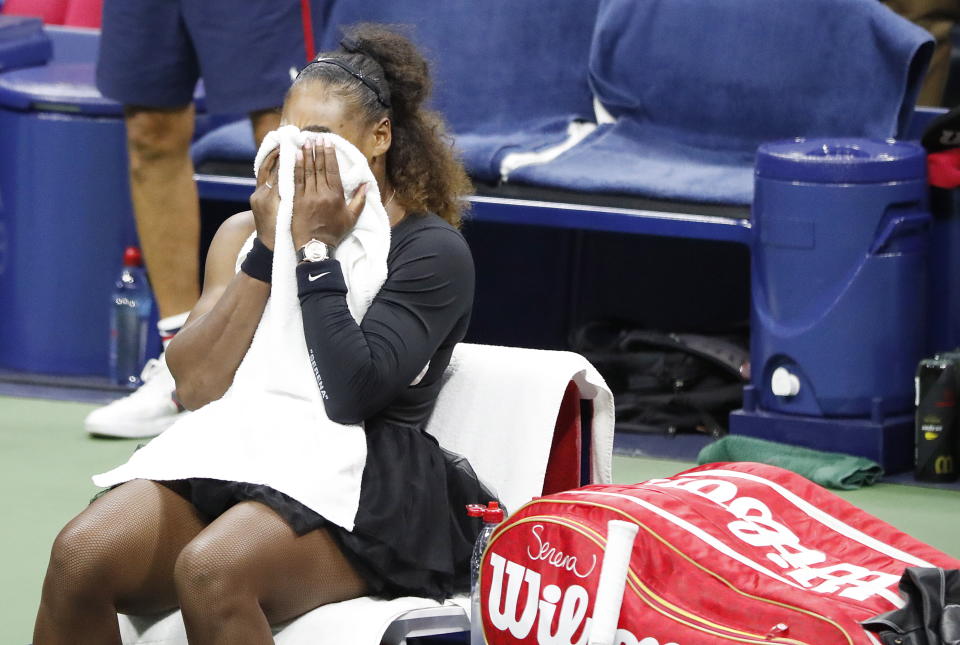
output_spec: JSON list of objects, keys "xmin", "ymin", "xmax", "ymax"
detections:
[
  {"xmin": 0, "ymin": 23, "xmax": 150, "ymax": 377},
  {"xmin": 0, "ymin": 27, "xmax": 219, "ymax": 378},
  {"xmin": 730, "ymin": 138, "xmax": 930, "ymax": 472}
]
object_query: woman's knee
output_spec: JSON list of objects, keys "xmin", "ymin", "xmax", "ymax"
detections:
[
  {"xmin": 45, "ymin": 516, "xmax": 119, "ymax": 598},
  {"xmin": 174, "ymin": 534, "xmax": 251, "ymax": 612}
]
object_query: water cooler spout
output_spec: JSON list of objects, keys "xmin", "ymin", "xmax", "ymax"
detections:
[{"xmin": 770, "ymin": 367, "xmax": 801, "ymax": 398}]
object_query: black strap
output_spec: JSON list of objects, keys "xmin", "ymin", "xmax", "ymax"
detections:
[
  {"xmin": 301, "ymin": 57, "xmax": 391, "ymax": 109},
  {"xmin": 240, "ymin": 238, "xmax": 273, "ymax": 284},
  {"xmin": 922, "ymin": 104, "xmax": 960, "ymax": 152},
  {"xmin": 618, "ymin": 330, "xmax": 748, "ymax": 381}
]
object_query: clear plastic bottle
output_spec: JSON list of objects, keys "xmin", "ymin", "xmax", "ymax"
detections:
[
  {"xmin": 466, "ymin": 501, "xmax": 505, "ymax": 645},
  {"xmin": 109, "ymin": 246, "xmax": 153, "ymax": 388}
]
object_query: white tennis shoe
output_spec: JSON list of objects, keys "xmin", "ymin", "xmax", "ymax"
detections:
[{"xmin": 85, "ymin": 355, "xmax": 187, "ymax": 438}]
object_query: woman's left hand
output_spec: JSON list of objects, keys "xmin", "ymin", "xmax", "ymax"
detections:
[{"xmin": 291, "ymin": 139, "xmax": 368, "ymax": 251}]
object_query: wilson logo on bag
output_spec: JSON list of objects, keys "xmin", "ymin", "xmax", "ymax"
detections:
[{"xmin": 478, "ymin": 463, "xmax": 960, "ymax": 645}]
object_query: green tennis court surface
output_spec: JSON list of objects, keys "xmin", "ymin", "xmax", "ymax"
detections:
[{"xmin": 2, "ymin": 395, "xmax": 959, "ymax": 644}]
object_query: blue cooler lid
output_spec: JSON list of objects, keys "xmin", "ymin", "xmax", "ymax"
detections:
[
  {"xmin": 0, "ymin": 59, "xmax": 206, "ymax": 115},
  {"xmin": 0, "ymin": 62, "xmax": 122, "ymax": 115},
  {"xmin": 0, "ymin": 16, "xmax": 53, "ymax": 72},
  {"xmin": 756, "ymin": 138, "xmax": 926, "ymax": 184}
]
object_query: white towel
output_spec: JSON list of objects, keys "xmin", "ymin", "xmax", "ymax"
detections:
[
  {"xmin": 119, "ymin": 597, "xmax": 463, "ymax": 645},
  {"xmin": 425, "ymin": 343, "xmax": 614, "ymax": 513},
  {"xmin": 94, "ymin": 126, "xmax": 391, "ymax": 531}
]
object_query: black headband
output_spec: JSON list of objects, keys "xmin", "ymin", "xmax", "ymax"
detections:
[{"xmin": 298, "ymin": 49, "xmax": 391, "ymax": 109}]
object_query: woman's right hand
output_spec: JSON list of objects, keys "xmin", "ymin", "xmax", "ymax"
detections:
[{"xmin": 250, "ymin": 149, "xmax": 280, "ymax": 250}]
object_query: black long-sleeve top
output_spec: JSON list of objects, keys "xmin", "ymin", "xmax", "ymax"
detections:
[{"xmin": 296, "ymin": 213, "xmax": 474, "ymax": 428}]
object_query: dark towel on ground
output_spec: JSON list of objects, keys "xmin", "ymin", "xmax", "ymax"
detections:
[{"xmin": 697, "ymin": 435, "xmax": 883, "ymax": 490}]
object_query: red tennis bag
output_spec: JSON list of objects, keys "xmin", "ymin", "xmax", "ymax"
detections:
[{"xmin": 478, "ymin": 462, "xmax": 960, "ymax": 645}]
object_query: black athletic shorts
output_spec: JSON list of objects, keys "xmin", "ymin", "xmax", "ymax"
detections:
[{"xmin": 96, "ymin": 0, "xmax": 310, "ymax": 114}]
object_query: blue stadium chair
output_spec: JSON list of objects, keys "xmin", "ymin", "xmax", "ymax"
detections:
[
  {"xmin": 506, "ymin": 0, "xmax": 935, "ymax": 205},
  {"xmin": 318, "ymin": 0, "xmax": 600, "ymax": 183},
  {"xmin": 190, "ymin": 117, "xmax": 255, "ymax": 169},
  {"xmin": 190, "ymin": 0, "xmax": 753, "ymax": 243},
  {"xmin": 191, "ymin": 0, "xmax": 941, "ymax": 245},
  {"xmin": 192, "ymin": 0, "xmax": 600, "ymax": 184}
]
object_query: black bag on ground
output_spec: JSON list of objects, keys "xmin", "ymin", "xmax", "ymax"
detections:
[
  {"xmin": 863, "ymin": 567, "xmax": 960, "ymax": 645},
  {"xmin": 572, "ymin": 323, "xmax": 749, "ymax": 437}
]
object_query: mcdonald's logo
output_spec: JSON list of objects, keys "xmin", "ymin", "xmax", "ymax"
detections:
[{"xmin": 935, "ymin": 455, "xmax": 955, "ymax": 475}]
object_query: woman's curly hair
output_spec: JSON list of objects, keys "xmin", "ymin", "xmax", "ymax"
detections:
[{"xmin": 292, "ymin": 23, "xmax": 472, "ymax": 227}]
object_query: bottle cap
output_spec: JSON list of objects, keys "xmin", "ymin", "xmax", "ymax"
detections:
[
  {"xmin": 483, "ymin": 501, "xmax": 504, "ymax": 524},
  {"xmin": 123, "ymin": 246, "xmax": 143, "ymax": 267},
  {"xmin": 465, "ymin": 504, "xmax": 485, "ymax": 518}
]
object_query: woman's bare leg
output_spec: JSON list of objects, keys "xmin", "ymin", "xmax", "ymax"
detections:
[
  {"xmin": 33, "ymin": 480, "xmax": 206, "ymax": 645},
  {"xmin": 174, "ymin": 501, "xmax": 368, "ymax": 645}
]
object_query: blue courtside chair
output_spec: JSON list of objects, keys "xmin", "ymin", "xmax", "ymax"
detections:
[
  {"xmin": 507, "ymin": 0, "xmax": 935, "ymax": 205},
  {"xmin": 192, "ymin": 0, "xmax": 601, "ymax": 184}
]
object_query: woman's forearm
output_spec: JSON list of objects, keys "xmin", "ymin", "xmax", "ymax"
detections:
[{"xmin": 166, "ymin": 273, "xmax": 270, "ymax": 410}]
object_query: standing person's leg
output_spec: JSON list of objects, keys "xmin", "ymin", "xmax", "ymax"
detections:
[
  {"xmin": 87, "ymin": 0, "xmax": 203, "ymax": 438},
  {"xmin": 251, "ymin": 108, "xmax": 282, "ymax": 148},
  {"xmin": 125, "ymin": 104, "xmax": 201, "ymax": 319},
  {"xmin": 98, "ymin": 0, "xmax": 203, "ymax": 322},
  {"xmin": 174, "ymin": 501, "xmax": 368, "ymax": 644},
  {"xmin": 86, "ymin": 0, "xmax": 305, "ymax": 439},
  {"xmin": 33, "ymin": 480, "xmax": 207, "ymax": 645}
]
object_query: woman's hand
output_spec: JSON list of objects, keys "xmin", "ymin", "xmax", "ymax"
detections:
[
  {"xmin": 292, "ymin": 140, "xmax": 368, "ymax": 251},
  {"xmin": 250, "ymin": 149, "xmax": 280, "ymax": 250}
]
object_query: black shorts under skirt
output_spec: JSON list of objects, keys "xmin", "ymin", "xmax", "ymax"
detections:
[{"xmin": 156, "ymin": 422, "xmax": 496, "ymax": 602}]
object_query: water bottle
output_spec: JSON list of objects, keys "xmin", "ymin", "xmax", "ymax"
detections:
[
  {"xmin": 466, "ymin": 501, "xmax": 505, "ymax": 645},
  {"xmin": 109, "ymin": 246, "xmax": 153, "ymax": 387}
]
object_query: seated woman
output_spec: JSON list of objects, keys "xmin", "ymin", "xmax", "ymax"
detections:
[{"xmin": 34, "ymin": 25, "xmax": 489, "ymax": 645}]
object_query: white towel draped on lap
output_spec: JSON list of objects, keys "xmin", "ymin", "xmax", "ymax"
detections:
[{"xmin": 93, "ymin": 126, "xmax": 392, "ymax": 531}]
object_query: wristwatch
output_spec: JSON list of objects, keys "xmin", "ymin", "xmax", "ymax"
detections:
[{"xmin": 296, "ymin": 239, "xmax": 329, "ymax": 263}]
